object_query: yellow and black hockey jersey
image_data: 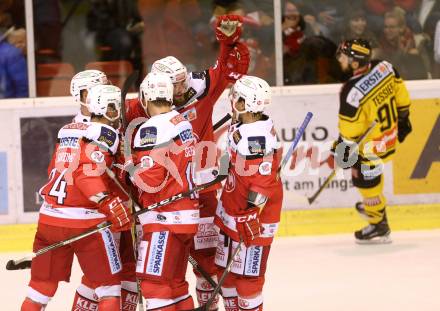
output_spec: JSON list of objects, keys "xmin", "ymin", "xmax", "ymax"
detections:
[{"xmin": 338, "ymin": 60, "xmax": 411, "ymax": 164}]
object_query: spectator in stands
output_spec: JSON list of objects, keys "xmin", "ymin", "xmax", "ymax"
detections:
[
  {"xmin": 376, "ymin": 7, "xmax": 428, "ymax": 79},
  {"xmin": 282, "ymin": 1, "xmax": 306, "ymax": 58},
  {"xmin": 0, "ymin": 27, "xmax": 28, "ymax": 98},
  {"xmin": 33, "ymin": 0, "xmax": 62, "ymax": 62},
  {"xmin": 364, "ymin": 0, "xmax": 421, "ymax": 35},
  {"xmin": 337, "ymin": 9, "xmax": 379, "ymax": 56},
  {"xmin": 7, "ymin": 27, "xmax": 26, "ymax": 55},
  {"xmin": 87, "ymin": 0, "xmax": 144, "ymax": 68}
]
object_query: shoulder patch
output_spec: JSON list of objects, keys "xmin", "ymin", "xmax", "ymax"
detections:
[
  {"xmin": 248, "ymin": 136, "xmax": 266, "ymax": 155},
  {"xmin": 182, "ymin": 107, "xmax": 197, "ymax": 122},
  {"xmin": 98, "ymin": 127, "xmax": 117, "ymax": 147},
  {"xmin": 186, "ymin": 87, "xmax": 197, "ymax": 100},
  {"xmin": 232, "ymin": 130, "xmax": 242, "ymax": 145},
  {"xmin": 139, "ymin": 126, "xmax": 157, "ymax": 146},
  {"xmin": 191, "ymin": 71, "xmax": 206, "ymax": 80},
  {"xmin": 170, "ymin": 114, "xmax": 186, "ymax": 125}
]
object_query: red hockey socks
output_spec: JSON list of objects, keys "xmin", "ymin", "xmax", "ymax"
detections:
[
  {"xmin": 238, "ymin": 295, "xmax": 263, "ymax": 311},
  {"xmin": 195, "ymin": 276, "xmax": 219, "ymax": 310},
  {"xmin": 121, "ymin": 287, "xmax": 138, "ymax": 311},
  {"xmin": 71, "ymin": 285, "xmax": 98, "ymax": 311},
  {"xmin": 98, "ymin": 297, "xmax": 121, "ymax": 310},
  {"xmin": 21, "ymin": 298, "xmax": 45, "ymax": 311},
  {"xmin": 222, "ymin": 287, "xmax": 239, "ymax": 311}
]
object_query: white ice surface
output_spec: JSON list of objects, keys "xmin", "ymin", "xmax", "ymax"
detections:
[{"xmin": 1, "ymin": 230, "xmax": 439, "ymax": 310}]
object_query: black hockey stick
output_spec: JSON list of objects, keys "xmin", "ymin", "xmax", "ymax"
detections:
[
  {"xmin": 307, "ymin": 121, "xmax": 378, "ymax": 204},
  {"xmin": 186, "ymin": 240, "xmax": 243, "ymax": 311},
  {"xmin": 213, "ymin": 113, "xmax": 231, "ymax": 132},
  {"xmin": 5, "ymin": 155, "xmax": 229, "ymax": 271},
  {"xmin": 105, "ymin": 168, "xmax": 221, "ymax": 294}
]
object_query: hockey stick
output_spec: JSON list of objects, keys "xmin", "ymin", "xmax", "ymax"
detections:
[
  {"xmin": 105, "ymin": 168, "xmax": 221, "ymax": 293},
  {"xmin": 278, "ymin": 112, "xmax": 314, "ymax": 174},
  {"xmin": 5, "ymin": 156, "xmax": 229, "ymax": 271},
  {"xmin": 213, "ymin": 113, "xmax": 231, "ymax": 132},
  {"xmin": 307, "ymin": 121, "xmax": 378, "ymax": 205},
  {"xmin": 186, "ymin": 241, "xmax": 243, "ymax": 311}
]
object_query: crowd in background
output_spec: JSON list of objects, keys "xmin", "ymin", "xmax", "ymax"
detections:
[
  {"xmin": 1, "ymin": 0, "xmax": 440, "ymax": 98},
  {"xmin": 282, "ymin": 0, "xmax": 440, "ymax": 84}
]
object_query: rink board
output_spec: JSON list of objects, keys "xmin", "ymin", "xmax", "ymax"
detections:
[
  {"xmin": 1, "ymin": 203, "xmax": 440, "ymax": 253},
  {"xmin": 0, "ymin": 81, "xmax": 439, "ymax": 225}
]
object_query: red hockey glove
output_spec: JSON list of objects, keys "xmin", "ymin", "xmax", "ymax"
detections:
[
  {"xmin": 225, "ymin": 42, "xmax": 250, "ymax": 82},
  {"xmin": 235, "ymin": 208, "xmax": 261, "ymax": 247},
  {"xmin": 98, "ymin": 196, "xmax": 132, "ymax": 232},
  {"xmin": 216, "ymin": 14, "xmax": 243, "ymax": 45}
]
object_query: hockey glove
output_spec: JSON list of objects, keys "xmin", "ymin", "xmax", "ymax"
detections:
[
  {"xmin": 235, "ymin": 208, "xmax": 261, "ymax": 247},
  {"xmin": 98, "ymin": 196, "xmax": 131, "ymax": 232},
  {"xmin": 225, "ymin": 42, "xmax": 250, "ymax": 82},
  {"xmin": 216, "ymin": 14, "xmax": 243, "ymax": 45},
  {"xmin": 397, "ymin": 115, "xmax": 412, "ymax": 143}
]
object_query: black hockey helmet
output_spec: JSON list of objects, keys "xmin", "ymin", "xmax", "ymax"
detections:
[{"xmin": 336, "ymin": 38, "xmax": 372, "ymax": 65}]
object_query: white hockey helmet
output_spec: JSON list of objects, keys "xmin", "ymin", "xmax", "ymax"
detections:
[
  {"xmin": 70, "ymin": 70, "xmax": 108, "ymax": 104},
  {"xmin": 230, "ymin": 75, "xmax": 271, "ymax": 114},
  {"xmin": 139, "ymin": 72, "xmax": 173, "ymax": 109},
  {"xmin": 86, "ymin": 85, "xmax": 121, "ymax": 122},
  {"xmin": 151, "ymin": 56, "xmax": 188, "ymax": 84}
]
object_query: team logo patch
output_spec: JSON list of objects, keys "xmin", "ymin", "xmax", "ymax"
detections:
[
  {"xmin": 232, "ymin": 130, "xmax": 242, "ymax": 145},
  {"xmin": 140, "ymin": 126, "xmax": 157, "ymax": 145},
  {"xmin": 248, "ymin": 136, "xmax": 266, "ymax": 154},
  {"xmin": 186, "ymin": 87, "xmax": 197, "ymax": 100},
  {"xmin": 182, "ymin": 107, "xmax": 197, "ymax": 122},
  {"xmin": 179, "ymin": 128, "xmax": 194, "ymax": 143},
  {"xmin": 91, "ymin": 150, "xmax": 105, "ymax": 163},
  {"xmin": 258, "ymin": 161, "xmax": 272, "ymax": 175},
  {"xmin": 98, "ymin": 127, "xmax": 116, "ymax": 147},
  {"xmin": 170, "ymin": 114, "xmax": 186, "ymax": 125},
  {"xmin": 140, "ymin": 155, "xmax": 154, "ymax": 169}
]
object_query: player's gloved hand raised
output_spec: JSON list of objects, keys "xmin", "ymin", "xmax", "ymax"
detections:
[
  {"xmin": 235, "ymin": 208, "xmax": 261, "ymax": 247},
  {"xmin": 98, "ymin": 196, "xmax": 132, "ymax": 232},
  {"xmin": 225, "ymin": 42, "xmax": 250, "ymax": 82},
  {"xmin": 397, "ymin": 115, "xmax": 412, "ymax": 143},
  {"xmin": 216, "ymin": 14, "xmax": 243, "ymax": 45}
]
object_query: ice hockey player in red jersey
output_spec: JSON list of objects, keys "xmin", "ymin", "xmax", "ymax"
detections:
[
  {"xmin": 144, "ymin": 15, "xmax": 250, "ymax": 309},
  {"xmin": 68, "ymin": 70, "xmax": 139, "ymax": 311},
  {"xmin": 21, "ymin": 85, "xmax": 131, "ymax": 311},
  {"xmin": 70, "ymin": 70, "xmax": 109, "ymax": 123},
  {"xmin": 214, "ymin": 76, "xmax": 283, "ymax": 311},
  {"xmin": 131, "ymin": 72, "xmax": 199, "ymax": 310}
]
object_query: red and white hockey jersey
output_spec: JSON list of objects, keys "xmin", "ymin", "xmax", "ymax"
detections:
[
  {"xmin": 214, "ymin": 116, "xmax": 283, "ymax": 246},
  {"xmin": 132, "ymin": 110, "xmax": 199, "ymax": 234},
  {"xmin": 39, "ymin": 122, "xmax": 119, "ymax": 228}
]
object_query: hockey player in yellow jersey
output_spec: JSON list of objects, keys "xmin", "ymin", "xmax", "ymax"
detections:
[{"xmin": 334, "ymin": 38, "xmax": 412, "ymax": 244}]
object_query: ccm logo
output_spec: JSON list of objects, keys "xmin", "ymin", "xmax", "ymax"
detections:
[{"xmin": 236, "ymin": 213, "xmax": 257, "ymax": 223}]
